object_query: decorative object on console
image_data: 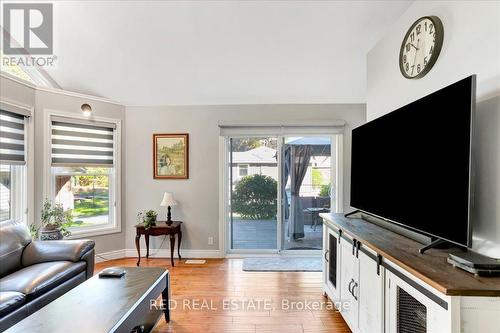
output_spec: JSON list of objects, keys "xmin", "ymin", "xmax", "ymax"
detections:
[
  {"xmin": 39, "ymin": 198, "xmax": 72, "ymax": 240},
  {"xmin": 399, "ymin": 16, "xmax": 444, "ymax": 79},
  {"xmin": 160, "ymin": 192, "xmax": 178, "ymax": 224},
  {"xmin": 448, "ymin": 251, "xmax": 500, "ymax": 276},
  {"xmin": 137, "ymin": 209, "xmax": 158, "ymax": 229},
  {"xmin": 153, "ymin": 133, "xmax": 189, "ymax": 179}
]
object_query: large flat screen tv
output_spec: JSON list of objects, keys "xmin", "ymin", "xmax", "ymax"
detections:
[{"xmin": 350, "ymin": 75, "xmax": 475, "ymax": 247}]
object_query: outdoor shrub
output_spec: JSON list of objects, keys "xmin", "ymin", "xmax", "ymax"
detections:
[
  {"xmin": 319, "ymin": 183, "xmax": 331, "ymax": 197},
  {"xmin": 232, "ymin": 174, "xmax": 277, "ymax": 220}
]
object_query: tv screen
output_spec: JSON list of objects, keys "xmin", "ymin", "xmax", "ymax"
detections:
[{"xmin": 350, "ymin": 76, "xmax": 475, "ymax": 247}]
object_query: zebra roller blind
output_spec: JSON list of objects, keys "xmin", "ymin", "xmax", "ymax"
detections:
[
  {"xmin": 51, "ymin": 117, "xmax": 115, "ymax": 166},
  {"xmin": 0, "ymin": 109, "xmax": 28, "ymax": 165}
]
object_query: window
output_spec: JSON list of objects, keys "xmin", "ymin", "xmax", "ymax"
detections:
[
  {"xmin": 53, "ymin": 167, "xmax": 113, "ymax": 228},
  {"xmin": 0, "ymin": 108, "xmax": 29, "ymax": 223},
  {"xmin": 1, "ymin": 51, "xmax": 55, "ymax": 87},
  {"xmin": 50, "ymin": 116, "xmax": 119, "ymax": 236},
  {"xmin": 238, "ymin": 164, "xmax": 249, "ymax": 177},
  {"xmin": 0, "ymin": 53, "xmax": 35, "ymax": 84}
]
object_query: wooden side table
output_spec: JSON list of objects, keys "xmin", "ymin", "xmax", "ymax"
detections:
[{"xmin": 135, "ymin": 221, "xmax": 182, "ymax": 267}]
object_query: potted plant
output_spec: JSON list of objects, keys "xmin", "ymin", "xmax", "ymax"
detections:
[
  {"xmin": 39, "ymin": 199, "xmax": 72, "ymax": 240},
  {"xmin": 137, "ymin": 210, "xmax": 158, "ymax": 229}
]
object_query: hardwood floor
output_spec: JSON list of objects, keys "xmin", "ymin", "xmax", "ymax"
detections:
[{"xmin": 95, "ymin": 258, "xmax": 350, "ymax": 333}]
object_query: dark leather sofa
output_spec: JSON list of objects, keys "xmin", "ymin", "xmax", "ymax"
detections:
[{"xmin": 0, "ymin": 220, "xmax": 95, "ymax": 331}]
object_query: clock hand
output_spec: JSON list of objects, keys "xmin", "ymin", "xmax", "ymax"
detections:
[
  {"xmin": 411, "ymin": 39, "xmax": 420, "ymax": 75},
  {"xmin": 410, "ymin": 43, "xmax": 419, "ymax": 50}
]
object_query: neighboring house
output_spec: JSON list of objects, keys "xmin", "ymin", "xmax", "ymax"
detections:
[
  {"xmin": 231, "ymin": 146, "xmax": 278, "ymax": 182},
  {"xmin": 230, "ymin": 146, "xmax": 332, "ymax": 197}
]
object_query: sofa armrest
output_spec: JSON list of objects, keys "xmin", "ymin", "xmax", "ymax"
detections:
[{"xmin": 22, "ymin": 240, "xmax": 95, "ymax": 267}]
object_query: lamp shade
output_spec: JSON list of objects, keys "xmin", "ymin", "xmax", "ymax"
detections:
[{"xmin": 160, "ymin": 192, "xmax": 178, "ymax": 207}]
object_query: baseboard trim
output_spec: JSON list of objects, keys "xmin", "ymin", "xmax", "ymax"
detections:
[
  {"xmin": 124, "ymin": 248, "xmax": 223, "ymax": 259},
  {"xmin": 95, "ymin": 248, "xmax": 223, "ymax": 262},
  {"xmin": 225, "ymin": 251, "xmax": 322, "ymax": 258},
  {"xmin": 95, "ymin": 249, "xmax": 127, "ymax": 263}
]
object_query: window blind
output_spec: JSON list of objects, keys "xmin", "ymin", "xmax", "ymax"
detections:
[
  {"xmin": 51, "ymin": 118, "xmax": 115, "ymax": 166},
  {"xmin": 0, "ymin": 109, "xmax": 27, "ymax": 165}
]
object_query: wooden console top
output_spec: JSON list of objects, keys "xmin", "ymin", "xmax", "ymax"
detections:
[{"xmin": 320, "ymin": 213, "xmax": 500, "ymax": 297}]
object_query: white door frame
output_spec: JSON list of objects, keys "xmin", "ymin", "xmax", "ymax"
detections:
[{"xmin": 219, "ymin": 133, "xmax": 344, "ymax": 257}]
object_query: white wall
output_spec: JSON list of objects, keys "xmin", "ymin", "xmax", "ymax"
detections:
[
  {"xmin": 367, "ymin": 1, "xmax": 500, "ymax": 258},
  {"xmin": 124, "ymin": 104, "xmax": 366, "ymax": 252}
]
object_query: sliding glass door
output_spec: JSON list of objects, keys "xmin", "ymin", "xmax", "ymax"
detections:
[
  {"xmin": 228, "ymin": 137, "xmax": 279, "ymax": 250},
  {"xmin": 281, "ymin": 136, "xmax": 334, "ymax": 251},
  {"xmin": 225, "ymin": 134, "xmax": 339, "ymax": 254}
]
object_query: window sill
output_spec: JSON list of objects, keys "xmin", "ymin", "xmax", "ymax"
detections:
[{"xmin": 66, "ymin": 224, "xmax": 121, "ymax": 239}]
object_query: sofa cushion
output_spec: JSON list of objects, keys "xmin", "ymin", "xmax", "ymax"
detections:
[
  {"xmin": 0, "ymin": 261, "xmax": 86, "ymax": 300},
  {"xmin": 0, "ymin": 220, "xmax": 32, "ymax": 278},
  {"xmin": 22, "ymin": 240, "xmax": 96, "ymax": 266},
  {"xmin": 0, "ymin": 291, "xmax": 26, "ymax": 317}
]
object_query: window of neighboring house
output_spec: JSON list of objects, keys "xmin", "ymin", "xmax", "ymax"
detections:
[
  {"xmin": 0, "ymin": 109, "xmax": 29, "ymax": 223},
  {"xmin": 50, "ymin": 116, "xmax": 120, "ymax": 236},
  {"xmin": 238, "ymin": 164, "xmax": 249, "ymax": 177}
]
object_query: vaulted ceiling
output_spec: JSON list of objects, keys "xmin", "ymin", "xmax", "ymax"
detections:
[{"xmin": 44, "ymin": 1, "xmax": 412, "ymax": 106}]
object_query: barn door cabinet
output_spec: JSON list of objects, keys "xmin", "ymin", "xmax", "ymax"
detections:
[
  {"xmin": 323, "ymin": 224, "xmax": 383, "ymax": 333},
  {"xmin": 323, "ymin": 225, "xmax": 341, "ymax": 301},
  {"xmin": 321, "ymin": 213, "xmax": 500, "ymax": 333}
]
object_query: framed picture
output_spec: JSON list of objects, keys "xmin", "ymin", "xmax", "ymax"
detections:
[{"xmin": 153, "ymin": 133, "xmax": 189, "ymax": 179}]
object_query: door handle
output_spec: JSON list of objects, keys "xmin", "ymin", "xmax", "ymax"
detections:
[
  {"xmin": 348, "ymin": 279, "xmax": 354, "ymax": 294},
  {"xmin": 352, "ymin": 282, "xmax": 358, "ymax": 301},
  {"xmin": 352, "ymin": 239, "xmax": 357, "ymax": 256},
  {"xmin": 324, "ymin": 250, "xmax": 329, "ymax": 262}
]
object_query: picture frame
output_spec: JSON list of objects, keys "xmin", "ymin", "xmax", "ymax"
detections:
[{"xmin": 153, "ymin": 133, "xmax": 189, "ymax": 179}]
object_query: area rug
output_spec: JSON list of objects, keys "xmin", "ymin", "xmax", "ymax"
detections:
[{"xmin": 242, "ymin": 257, "xmax": 322, "ymax": 272}]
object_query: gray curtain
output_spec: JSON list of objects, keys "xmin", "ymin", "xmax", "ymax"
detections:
[
  {"xmin": 282, "ymin": 146, "xmax": 291, "ymax": 220},
  {"xmin": 290, "ymin": 145, "xmax": 312, "ymax": 240}
]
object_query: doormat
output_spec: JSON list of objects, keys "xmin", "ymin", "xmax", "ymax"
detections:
[
  {"xmin": 185, "ymin": 260, "xmax": 206, "ymax": 264},
  {"xmin": 242, "ymin": 257, "xmax": 322, "ymax": 272}
]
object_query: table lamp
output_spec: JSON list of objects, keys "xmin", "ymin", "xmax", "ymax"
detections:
[{"xmin": 160, "ymin": 192, "xmax": 177, "ymax": 224}]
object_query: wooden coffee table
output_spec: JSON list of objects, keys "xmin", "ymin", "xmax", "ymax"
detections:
[{"xmin": 5, "ymin": 267, "xmax": 170, "ymax": 333}]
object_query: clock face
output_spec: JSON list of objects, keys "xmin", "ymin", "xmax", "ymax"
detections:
[{"xmin": 400, "ymin": 16, "xmax": 444, "ymax": 79}]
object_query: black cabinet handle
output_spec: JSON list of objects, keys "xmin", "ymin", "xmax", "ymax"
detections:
[
  {"xmin": 352, "ymin": 282, "xmax": 358, "ymax": 301},
  {"xmin": 348, "ymin": 279, "xmax": 354, "ymax": 294},
  {"xmin": 324, "ymin": 250, "xmax": 329, "ymax": 262},
  {"xmin": 356, "ymin": 240, "xmax": 361, "ymax": 258},
  {"xmin": 352, "ymin": 239, "xmax": 357, "ymax": 256}
]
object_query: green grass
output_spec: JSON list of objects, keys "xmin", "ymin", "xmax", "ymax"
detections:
[
  {"xmin": 73, "ymin": 195, "xmax": 109, "ymax": 218},
  {"xmin": 69, "ymin": 221, "xmax": 99, "ymax": 227}
]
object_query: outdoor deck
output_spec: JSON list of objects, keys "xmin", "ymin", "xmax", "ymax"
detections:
[{"xmin": 231, "ymin": 219, "xmax": 323, "ymax": 250}]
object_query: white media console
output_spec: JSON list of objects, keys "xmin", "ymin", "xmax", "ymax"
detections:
[{"xmin": 321, "ymin": 213, "xmax": 500, "ymax": 333}]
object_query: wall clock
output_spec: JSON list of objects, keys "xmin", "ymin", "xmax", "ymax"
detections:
[{"xmin": 399, "ymin": 16, "xmax": 444, "ymax": 79}]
